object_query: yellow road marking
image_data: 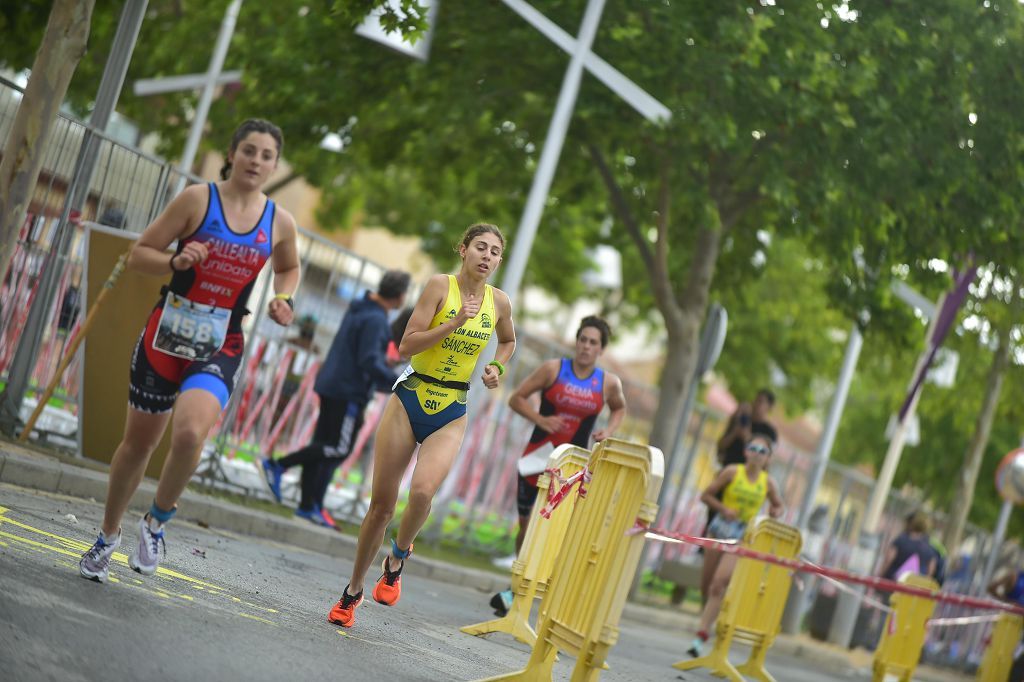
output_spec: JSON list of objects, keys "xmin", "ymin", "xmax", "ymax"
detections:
[
  {"xmin": 237, "ymin": 612, "xmax": 276, "ymax": 626},
  {"xmin": 0, "ymin": 512, "xmax": 225, "ymax": 590},
  {"xmin": 229, "ymin": 595, "xmax": 278, "ymax": 614},
  {"xmin": 1, "ymin": 506, "xmax": 289, "ymax": 622},
  {"xmin": 336, "ymin": 628, "xmax": 444, "ymax": 658}
]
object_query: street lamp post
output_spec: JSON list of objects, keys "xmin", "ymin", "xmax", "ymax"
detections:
[{"xmin": 496, "ymin": 0, "xmax": 670, "ymax": 299}]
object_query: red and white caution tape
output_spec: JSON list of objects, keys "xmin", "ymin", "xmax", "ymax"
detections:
[
  {"xmin": 927, "ymin": 614, "xmax": 1004, "ymax": 628},
  {"xmin": 539, "ymin": 466, "xmax": 591, "ymax": 519},
  {"xmin": 642, "ymin": 526, "xmax": 1024, "ymax": 618}
]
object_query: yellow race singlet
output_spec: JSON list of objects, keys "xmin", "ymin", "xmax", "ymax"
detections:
[
  {"xmin": 395, "ymin": 275, "xmax": 495, "ymax": 441},
  {"xmin": 721, "ymin": 464, "xmax": 768, "ymax": 523},
  {"xmin": 410, "ymin": 275, "xmax": 495, "ymax": 388}
]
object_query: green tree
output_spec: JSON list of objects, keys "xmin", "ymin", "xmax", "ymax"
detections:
[
  {"xmin": 293, "ymin": 1, "xmax": 1010, "ymax": 452},
  {"xmin": 4, "ymin": 3, "xmax": 1021, "ymax": 486},
  {"xmin": 0, "ymin": 0, "xmax": 94, "ymax": 303}
]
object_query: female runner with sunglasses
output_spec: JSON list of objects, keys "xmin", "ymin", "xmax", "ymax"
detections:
[{"xmin": 686, "ymin": 433, "xmax": 783, "ymax": 657}]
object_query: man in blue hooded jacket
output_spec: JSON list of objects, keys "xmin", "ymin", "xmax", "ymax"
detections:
[{"xmin": 263, "ymin": 269, "xmax": 411, "ymax": 526}]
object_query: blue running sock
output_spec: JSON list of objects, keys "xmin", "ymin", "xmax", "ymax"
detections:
[{"xmin": 148, "ymin": 502, "xmax": 176, "ymax": 525}]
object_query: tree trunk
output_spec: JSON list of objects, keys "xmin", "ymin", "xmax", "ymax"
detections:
[
  {"xmin": 586, "ymin": 142, "xmax": 727, "ymax": 453},
  {"xmin": 943, "ymin": 321, "xmax": 1012, "ymax": 554},
  {"xmin": 647, "ymin": 225, "xmax": 723, "ymax": 453},
  {"xmin": 648, "ymin": 310, "xmax": 699, "ymax": 452},
  {"xmin": 0, "ymin": 0, "xmax": 94, "ymax": 284}
]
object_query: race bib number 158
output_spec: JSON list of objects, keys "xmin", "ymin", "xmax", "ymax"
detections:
[{"xmin": 153, "ymin": 291, "xmax": 230, "ymax": 361}]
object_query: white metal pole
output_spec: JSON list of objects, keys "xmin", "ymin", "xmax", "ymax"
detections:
[
  {"xmin": 175, "ymin": 0, "xmax": 242, "ymax": 192},
  {"xmin": 797, "ymin": 324, "xmax": 863, "ymax": 529},
  {"xmin": 499, "ymin": 0, "xmax": 606, "ymax": 300},
  {"xmin": 979, "ymin": 498, "xmax": 1014, "ymax": 598},
  {"xmin": 781, "ymin": 323, "xmax": 862, "ymax": 635},
  {"xmin": 829, "ymin": 296, "xmax": 944, "ymax": 647},
  {"xmin": 862, "ymin": 295, "xmax": 945, "ymax": 535}
]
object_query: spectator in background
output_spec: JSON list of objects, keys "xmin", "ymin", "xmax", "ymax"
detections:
[
  {"xmin": 717, "ymin": 389, "xmax": 777, "ymax": 466},
  {"xmin": 262, "ymin": 270, "xmax": 411, "ymax": 527},
  {"xmin": 98, "ymin": 205, "xmax": 127, "ymax": 229},
  {"xmin": 880, "ymin": 511, "xmax": 938, "ymax": 584}
]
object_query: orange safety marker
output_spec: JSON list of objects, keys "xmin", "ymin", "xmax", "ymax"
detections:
[
  {"xmin": 476, "ymin": 438, "xmax": 663, "ymax": 682},
  {"xmin": 872, "ymin": 573, "xmax": 939, "ymax": 682},
  {"xmin": 461, "ymin": 444, "xmax": 590, "ymax": 645},
  {"xmin": 673, "ymin": 519, "xmax": 802, "ymax": 682},
  {"xmin": 976, "ymin": 612, "xmax": 1024, "ymax": 682}
]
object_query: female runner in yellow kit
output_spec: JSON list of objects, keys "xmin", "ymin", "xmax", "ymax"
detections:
[
  {"xmin": 686, "ymin": 433, "xmax": 783, "ymax": 657},
  {"xmin": 328, "ymin": 223, "xmax": 516, "ymax": 628}
]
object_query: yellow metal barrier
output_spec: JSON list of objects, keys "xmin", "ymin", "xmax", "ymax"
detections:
[
  {"xmin": 976, "ymin": 612, "xmax": 1023, "ymax": 682},
  {"xmin": 872, "ymin": 573, "xmax": 939, "ymax": 682},
  {"xmin": 476, "ymin": 438, "xmax": 663, "ymax": 682},
  {"xmin": 673, "ymin": 519, "xmax": 803, "ymax": 682},
  {"xmin": 461, "ymin": 444, "xmax": 590, "ymax": 645}
]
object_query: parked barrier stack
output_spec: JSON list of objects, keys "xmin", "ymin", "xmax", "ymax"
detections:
[
  {"xmin": 673, "ymin": 519, "xmax": 802, "ymax": 682},
  {"xmin": 461, "ymin": 444, "xmax": 590, "ymax": 645},
  {"xmin": 477, "ymin": 438, "xmax": 663, "ymax": 682}
]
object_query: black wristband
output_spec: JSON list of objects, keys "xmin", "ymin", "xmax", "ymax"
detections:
[{"xmin": 169, "ymin": 253, "xmax": 185, "ymax": 272}]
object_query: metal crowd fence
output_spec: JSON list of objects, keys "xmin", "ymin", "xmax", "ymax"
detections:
[
  {"xmin": 0, "ymin": 78, "xmax": 1007, "ymax": 671},
  {"xmin": 0, "ymin": 75, "xmax": 197, "ymax": 440}
]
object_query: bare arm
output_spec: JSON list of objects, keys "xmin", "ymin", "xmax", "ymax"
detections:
[
  {"xmin": 509, "ymin": 360, "xmax": 561, "ymax": 432},
  {"xmin": 266, "ymin": 209, "xmax": 300, "ymax": 326},
  {"xmin": 701, "ymin": 466, "xmax": 739, "ymax": 520},
  {"xmin": 592, "ymin": 372, "xmax": 626, "ymax": 442},
  {"xmin": 766, "ymin": 477, "xmax": 783, "ymax": 518},
  {"xmin": 398, "ymin": 275, "xmax": 463, "ymax": 357},
  {"xmin": 127, "ymin": 184, "xmax": 207, "ymax": 275},
  {"xmin": 481, "ymin": 288, "xmax": 515, "ymax": 389}
]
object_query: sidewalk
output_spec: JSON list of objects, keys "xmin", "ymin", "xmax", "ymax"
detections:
[{"xmin": 0, "ymin": 439, "xmax": 970, "ymax": 681}]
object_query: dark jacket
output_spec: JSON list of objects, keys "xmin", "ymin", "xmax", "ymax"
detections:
[{"xmin": 314, "ymin": 293, "xmax": 397, "ymax": 405}]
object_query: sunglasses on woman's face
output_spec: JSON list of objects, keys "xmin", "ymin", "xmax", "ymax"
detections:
[{"xmin": 746, "ymin": 444, "xmax": 771, "ymax": 456}]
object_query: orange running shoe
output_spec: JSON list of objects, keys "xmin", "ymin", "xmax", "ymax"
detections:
[
  {"xmin": 372, "ymin": 542, "xmax": 412, "ymax": 606},
  {"xmin": 327, "ymin": 586, "xmax": 363, "ymax": 628}
]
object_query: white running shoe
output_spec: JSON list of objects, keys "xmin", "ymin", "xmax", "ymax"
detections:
[
  {"xmin": 128, "ymin": 515, "xmax": 165, "ymax": 576},
  {"xmin": 79, "ymin": 530, "xmax": 121, "ymax": 583}
]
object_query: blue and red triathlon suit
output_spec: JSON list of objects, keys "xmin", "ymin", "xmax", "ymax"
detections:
[
  {"xmin": 129, "ymin": 183, "xmax": 274, "ymax": 414},
  {"xmin": 516, "ymin": 358, "xmax": 604, "ymax": 516}
]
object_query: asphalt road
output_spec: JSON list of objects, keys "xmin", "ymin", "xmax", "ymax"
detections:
[{"xmin": 0, "ymin": 482, "xmax": 864, "ymax": 682}]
